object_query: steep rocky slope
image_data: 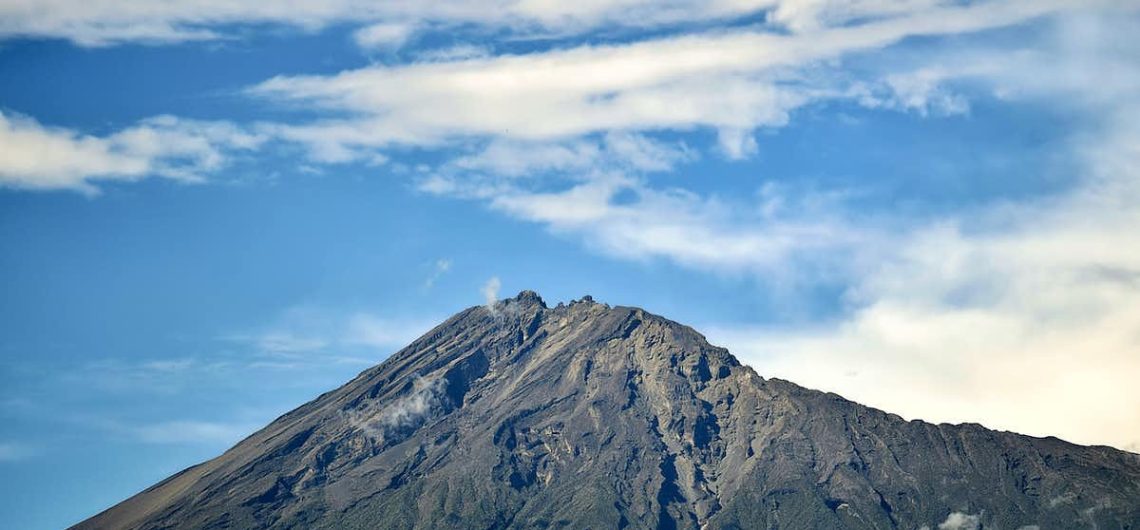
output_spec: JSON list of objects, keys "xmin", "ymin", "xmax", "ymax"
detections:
[{"xmin": 73, "ymin": 292, "xmax": 1140, "ymax": 529}]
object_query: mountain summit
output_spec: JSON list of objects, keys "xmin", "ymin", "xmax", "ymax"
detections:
[{"xmin": 74, "ymin": 292, "xmax": 1140, "ymax": 529}]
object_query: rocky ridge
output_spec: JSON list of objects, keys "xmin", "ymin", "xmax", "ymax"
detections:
[{"xmin": 73, "ymin": 291, "xmax": 1140, "ymax": 529}]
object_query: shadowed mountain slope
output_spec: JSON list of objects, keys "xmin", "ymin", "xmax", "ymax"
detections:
[{"xmin": 73, "ymin": 291, "xmax": 1140, "ymax": 529}]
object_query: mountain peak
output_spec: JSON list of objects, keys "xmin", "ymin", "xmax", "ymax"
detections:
[
  {"xmin": 74, "ymin": 297, "xmax": 1140, "ymax": 530},
  {"xmin": 511, "ymin": 289, "xmax": 546, "ymax": 308}
]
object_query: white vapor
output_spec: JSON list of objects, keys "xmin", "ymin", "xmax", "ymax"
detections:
[
  {"xmin": 937, "ymin": 512, "xmax": 980, "ymax": 530},
  {"xmin": 482, "ymin": 276, "xmax": 502, "ymax": 308},
  {"xmin": 344, "ymin": 376, "xmax": 445, "ymax": 443}
]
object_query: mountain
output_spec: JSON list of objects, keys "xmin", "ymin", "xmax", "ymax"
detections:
[{"xmin": 73, "ymin": 291, "xmax": 1140, "ymax": 530}]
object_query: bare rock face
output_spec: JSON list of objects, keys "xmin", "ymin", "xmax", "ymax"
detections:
[{"xmin": 73, "ymin": 291, "xmax": 1140, "ymax": 529}]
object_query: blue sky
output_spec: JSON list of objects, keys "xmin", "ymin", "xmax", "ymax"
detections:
[{"xmin": 2, "ymin": 1, "xmax": 1139, "ymax": 528}]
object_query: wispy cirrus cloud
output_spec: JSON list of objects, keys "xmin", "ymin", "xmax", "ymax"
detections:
[
  {"xmin": 476, "ymin": 175, "xmax": 864, "ymax": 279},
  {"xmin": 423, "ymin": 258, "xmax": 452, "ymax": 289},
  {"xmin": 4, "ymin": 1, "xmax": 1105, "ymax": 194},
  {"xmin": 0, "ymin": 0, "xmax": 757, "ymax": 46},
  {"xmin": 250, "ymin": 0, "xmax": 1087, "ymax": 161},
  {"xmin": 4, "ymin": 310, "xmax": 440, "ymax": 452},
  {"xmin": 128, "ymin": 420, "xmax": 260, "ymax": 445},
  {"xmin": 226, "ymin": 306, "xmax": 439, "ymax": 364},
  {"xmin": 0, "ymin": 389, "xmax": 264, "ymax": 449},
  {"xmin": 44, "ymin": 310, "xmax": 439, "ymax": 401},
  {"xmin": 63, "ymin": 410, "xmax": 270, "ymax": 446},
  {"xmin": 0, "ymin": 0, "xmax": 998, "ymax": 47},
  {"xmin": 398, "ymin": 7, "xmax": 1138, "ymax": 283},
  {"xmin": 443, "ymin": 133, "xmax": 693, "ymax": 180},
  {"xmin": 352, "ymin": 22, "xmax": 418, "ymax": 51}
]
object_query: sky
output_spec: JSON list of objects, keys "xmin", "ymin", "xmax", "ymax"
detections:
[{"xmin": 1, "ymin": 1, "xmax": 1139, "ymax": 528}]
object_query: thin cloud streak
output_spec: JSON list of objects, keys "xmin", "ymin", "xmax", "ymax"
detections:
[{"xmin": 130, "ymin": 420, "xmax": 260, "ymax": 445}]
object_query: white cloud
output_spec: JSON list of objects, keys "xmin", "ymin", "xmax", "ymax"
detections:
[
  {"xmin": 707, "ymin": 109, "xmax": 1140, "ymax": 452},
  {"xmin": 6, "ymin": 0, "xmax": 1107, "ymax": 47},
  {"xmin": 769, "ymin": 0, "xmax": 942, "ymax": 33},
  {"xmin": 716, "ymin": 127, "xmax": 760, "ymax": 160},
  {"xmin": 0, "ymin": 0, "xmax": 746, "ymax": 45},
  {"xmin": 252, "ymin": 0, "xmax": 1083, "ymax": 161},
  {"xmin": 453, "ymin": 139, "xmax": 603, "ymax": 178},
  {"xmin": 701, "ymin": 12, "xmax": 1140, "ymax": 453},
  {"xmin": 475, "ymin": 175, "xmax": 863, "ymax": 277},
  {"xmin": 3, "ymin": 1, "xmax": 1085, "ymax": 189},
  {"xmin": 413, "ymin": 44, "xmax": 493, "ymax": 63},
  {"xmin": 353, "ymin": 22, "xmax": 416, "ymax": 50},
  {"xmin": 854, "ymin": 67, "xmax": 971, "ymax": 117},
  {"xmin": 447, "ymin": 132, "xmax": 692, "ymax": 179},
  {"xmin": 420, "ymin": 129, "xmax": 861, "ymax": 278},
  {"xmin": 5, "ymin": 0, "xmax": 1138, "ymax": 463},
  {"xmin": 0, "ymin": 111, "xmax": 148, "ymax": 191},
  {"xmin": 0, "ymin": 0, "xmax": 968, "ymax": 47},
  {"xmin": 0, "ymin": 112, "xmax": 263, "ymax": 193}
]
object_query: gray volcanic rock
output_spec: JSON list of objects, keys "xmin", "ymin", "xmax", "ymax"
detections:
[{"xmin": 73, "ymin": 291, "xmax": 1140, "ymax": 529}]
